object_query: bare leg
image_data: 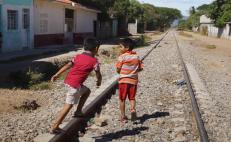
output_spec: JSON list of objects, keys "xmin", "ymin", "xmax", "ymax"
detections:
[
  {"xmin": 130, "ymin": 100, "xmax": 136, "ymax": 111},
  {"xmin": 51, "ymin": 103, "xmax": 73, "ymax": 131},
  {"xmin": 120, "ymin": 100, "xmax": 126, "ymax": 118},
  {"xmin": 130, "ymin": 99, "xmax": 137, "ymax": 121},
  {"xmin": 76, "ymin": 88, "xmax": 91, "ymax": 113}
]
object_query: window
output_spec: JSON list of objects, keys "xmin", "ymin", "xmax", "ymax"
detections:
[
  {"xmin": 23, "ymin": 9, "xmax": 30, "ymax": 29},
  {"xmin": 7, "ymin": 10, "xmax": 18, "ymax": 30},
  {"xmin": 39, "ymin": 13, "xmax": 48, "ymax": 33},
  {"xmin": 40, "ymin": 20, "xmax": 48, "ymax": 33}
]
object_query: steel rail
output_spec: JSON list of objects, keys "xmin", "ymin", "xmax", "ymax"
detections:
[
  {"xmin": 173, "ymin": 32, "xmax": 209, "ymax": 142},
  {"xmin": 49, "ymin": 32, "xmax": 169, "ymax": 142}
]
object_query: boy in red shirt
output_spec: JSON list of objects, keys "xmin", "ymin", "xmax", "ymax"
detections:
[
  {"xmin": 116, "ymin": 38, "xmax": 143, "ymax": 123},
  {"xmin": 50, "ymin": 38, "xmax": 102, "ymax": 133}
]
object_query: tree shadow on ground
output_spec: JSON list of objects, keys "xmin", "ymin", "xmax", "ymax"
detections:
[
  {"xmin": 137, "ymin": 111, "xmax": 170, "ymax": 124},
  {"xmin": 93, "ymin": 126, "xmax": 148, "ymax": 142}
]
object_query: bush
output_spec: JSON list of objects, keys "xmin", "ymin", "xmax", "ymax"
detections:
[
  {"xmin": 135, "ymin": 35, "xmax": 150, "ymax": 47},
  {"xmin": 9, "ymin": 69, "xmax": 46, "ymax": 89},
  {"xmin": 8, "ymin": 71, "xmax": 30, "ymax": 88}
]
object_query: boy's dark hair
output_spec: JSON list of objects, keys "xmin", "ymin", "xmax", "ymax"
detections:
[
  {"xmin": 83, "ymin": 37, "xmax": 100, "ymax": 51},
  {"xmin": 120, "ymin": 38, "xmax": 134, "ymax": 50}
]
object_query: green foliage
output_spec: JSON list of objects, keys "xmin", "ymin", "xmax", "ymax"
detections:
[
  {"xmin": 209, "ymin": 0, "xmax": 231, "ymax": 27},
  {"xmin": 76, "ymin": 0, "xmax": 182, "ymax": 31},
  {"xmin": 177, "ymin": 19, "xmax": 188, "ymax": 30},
  {"xmin": 142, "ymin": 5, "xmax": 182, "ymax": 31},
  {"xmin": 9, "ymin": 69, "xmax": 44, "ymax": 89},
  {"xmin": 76, "ymin": 0, "xmax": 115, "ymax": 20},
  {"xmin": 178, "ymin": 4, "xmax": 211, "ymax": 30},
  {"xmin": 155, "ymin": 7, "xmax": 182, "ymax": 31}
]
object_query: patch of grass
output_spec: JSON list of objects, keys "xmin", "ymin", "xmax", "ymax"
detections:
[
  {"xmin": 30, "ymin": 82, "xmax": 52, "ymax": 90},
  {"xmin": 206, "ymin": 45, "xmax": 216, "ymax": 49},
  {"xmin": 179, "ymin": 31, "xmax": 193, "ymax": 38},
  {"xmin": 144, "ymin": 35, "xmax": 152, "ymax": 42},
  {"xmin": 134, "ymin": 35, "xmax": 151, "ymax": 48},
  {"xmin": 8, "ymin": 68, "xmax": 54, "ymax": 89}
]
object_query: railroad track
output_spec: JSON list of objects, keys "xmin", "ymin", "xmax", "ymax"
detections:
[
  {"xmin": 173, "ymin": 33, "xmax": 209, "ymax": 142},
  {"xmin": 48, "ymin": 31, "xmax": 208, "ymax": 142},
  {"xmin": 48, "ymin": 32, "xmax": 168, "ymax": 142}
]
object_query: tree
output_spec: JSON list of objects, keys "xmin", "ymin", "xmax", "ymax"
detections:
[
  {"xmin": 156, "ymin": 7, "xmax": 182, "ymax": 30},
  {"xmin": 189, "ymin": 6, "xmax": 196, "ymax": 15},
  {"xmin": 209, "ymin": 0, "xmax": 231, "ymax": 27},
  {"xmin": 76, "ymin": 0, "xmax": 182, "ymax": 32},
  {"xmin": 179, "ymin": 3, "xmax": 212, "ymax": 30}
]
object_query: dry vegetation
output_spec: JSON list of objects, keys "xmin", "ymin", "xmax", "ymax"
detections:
[{"xmin": 179, "ymin": 31, "xmax": 193, "ymax": 38}]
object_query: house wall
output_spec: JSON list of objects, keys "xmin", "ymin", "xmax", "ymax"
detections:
[
  {"xmin": 75, "ymin": 8, "xmax": 97, "ymax": 33},
  {"xmin": 128, "ymin": 20, "xmax": 137, "ymax": 35},
  {"xmin": 1, "ymin": 0, "xmax": 34, "ymax": 52},
  {"xmin": 74, "ymin": 8, "xmax": 97, "ymax": 43},
  {"xmin": 200, "ymin": 23, "xmax": 231, "ymax": 39},
  {"xmin": 200, "ymin": 15, "xmax": 231, "ymax": 40},
  {"xmin": 34, "ymin": 0, "xmax": 98, "ymax": 46},
  {"xmin": 34, "ymin": 0, "xmax": 66, "ymax": 47},
  {"xmin": 200, "ymin": 15, "xmax": 212, "ymax": 23}
]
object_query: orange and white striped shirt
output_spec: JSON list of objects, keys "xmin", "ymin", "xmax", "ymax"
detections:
[{"xmin": 116, "ymin": 51, "xmax": 143, "ymax": 85}]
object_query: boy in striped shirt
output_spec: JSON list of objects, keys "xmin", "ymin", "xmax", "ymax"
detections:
[{"xmin": 116, "ymin": 38, "xmax": 143, "ymax": 123}]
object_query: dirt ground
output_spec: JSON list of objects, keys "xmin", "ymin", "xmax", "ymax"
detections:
[
  {"xmin": 0, "ymin": 32, "xmax": 178, "ymax": 114},
  {"xmin": 184, "ymin": 31, "xmax": 231, "ymax": 57},
  {"xmin": 179, "ymin": 31, "xmax": 231, "ymax": 72},
  {"xmin": 0, "ymin": 89, "xmax": 49, "ymax": 113}
]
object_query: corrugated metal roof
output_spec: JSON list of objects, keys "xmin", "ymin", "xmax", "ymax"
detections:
[{"xmin": 54, "ymin": 0, "xmax": 101, "ymax": 13}]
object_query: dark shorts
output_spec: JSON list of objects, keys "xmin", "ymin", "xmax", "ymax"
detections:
[{"xmin": 119, "ymin": 83, "xmax": 137, "ymax": 101}]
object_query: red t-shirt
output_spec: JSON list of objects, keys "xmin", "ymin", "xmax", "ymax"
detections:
[{"xmin": 64, "ymin": 52, "xmax": 99, "ymax": 88}]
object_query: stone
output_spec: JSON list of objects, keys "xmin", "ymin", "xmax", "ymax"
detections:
[{"xmin": 94, "ymin": 117, "xmax": 108, "ymax": 127}]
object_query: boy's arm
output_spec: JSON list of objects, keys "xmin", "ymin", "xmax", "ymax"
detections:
[
  {"xmin": 95, "ymin": 69, "xmax": 102, "ymax": 87},
  {"xmin": 94, "ymin": 62, "xmax": 102, "ymax": 87},
  {"xmin": 51, "ymin": 62, "xmax": 72, "ymax": 82},
  {"xmin": 116, "ymin": 56, "xmax": 123, "ymax": 74},
  {"xmin": 138, "ymin": 59, "xmax": 144, "ymax": 72},
  {"xmin": 116, "ymin": 68, "xmax": 121, "ymax": 74}
]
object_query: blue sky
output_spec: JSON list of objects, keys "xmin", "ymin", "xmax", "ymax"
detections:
[{"xmin": 139, "ymin": 0, "xmax": 214, "ymax": 16}]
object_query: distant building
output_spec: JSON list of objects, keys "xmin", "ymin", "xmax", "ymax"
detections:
[
  {"xmin": 200, "ymin": 15, "xmax": 231, "ymax": 39},
  {"xmin": 0, "ymin": 0, "xmax": 34, "ymax": 52},
  {"xmin": 34, "ymin": 0, "xmax": 101, "ymax": 47},
  {"xmin": 0, "ymin": 0, "xmax": 101, "ymax": 53}
]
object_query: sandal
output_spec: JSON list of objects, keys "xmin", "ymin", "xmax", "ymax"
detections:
[
  {"xmin": 49, "ymin": 127, "xmax": 63, "ymax": 134},
  {"xmin": 120, "ymin": 116, "xmax": 128, "ymax": 123},
  {"xmin": 131, "ymin": 109, "xmax": 137, "ymax": 121}
]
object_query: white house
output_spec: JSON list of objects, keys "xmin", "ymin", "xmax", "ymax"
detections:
[
  {"xmin": 0, "ymin": 0, "xmax": 34, "ymax": 52},
  {"xmin": 34, "ymin": 0, "xmax": 100, "ymax": 47},
  {"xmin": 200, "ymin": 15, "xmax": 231, "ymax": 39}
]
